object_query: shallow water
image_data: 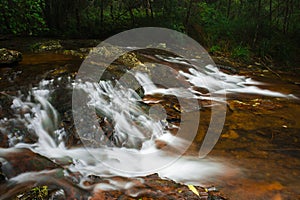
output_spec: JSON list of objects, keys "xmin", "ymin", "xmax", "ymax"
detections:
[{"xmin": 0, "ymin": 51, "xmax": 299, "ymax": 199}]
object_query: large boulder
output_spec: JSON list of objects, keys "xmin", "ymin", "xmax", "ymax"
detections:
[{"xmin": 0, "ymin": 48, "xmax": 22, "ymax": 66}]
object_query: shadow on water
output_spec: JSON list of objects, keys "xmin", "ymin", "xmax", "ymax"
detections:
[{"xmin": 0, "ymin": 50, "xmax": 299, "ymax": 199}]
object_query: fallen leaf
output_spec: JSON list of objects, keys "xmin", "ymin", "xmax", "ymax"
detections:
[{"xmin": 188, "ymin": 185, "xmax": 200, "ymax": 196}]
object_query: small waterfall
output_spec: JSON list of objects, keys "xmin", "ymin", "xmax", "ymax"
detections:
[
  {"xmin": 0, "ymin": 53, "xmax": 298, "ymax": 199},
  {"xmin": 180, "ymin": 65, "xmax": 297, "ymax": 98}
]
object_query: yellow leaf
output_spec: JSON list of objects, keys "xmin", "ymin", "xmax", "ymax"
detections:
[{"xmin": 188, "ymin": 185, "xmax": 200, "ymax": 196}]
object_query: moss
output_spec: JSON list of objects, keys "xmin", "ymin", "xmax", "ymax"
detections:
[{"xmin": 15, "ymin": 186, "xmax": 49, "ymax": 200}]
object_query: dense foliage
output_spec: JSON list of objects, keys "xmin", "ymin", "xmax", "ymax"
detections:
[
  {"xmin": 0, "ymin": 0, "xmax": 299, "ymax": 65},
  {"xmin": 0, "ymin": 0, "xmax": 48, "ymax": 35}
]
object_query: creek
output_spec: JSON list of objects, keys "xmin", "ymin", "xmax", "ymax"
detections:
[{"xmin": 0, "ymin": 49, "xmax": 299, "ymax": 199}]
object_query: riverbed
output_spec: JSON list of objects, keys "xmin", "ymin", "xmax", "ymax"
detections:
[{"xmin": 0, "ymin": 45, "xmax": 299, "ymax": 199}]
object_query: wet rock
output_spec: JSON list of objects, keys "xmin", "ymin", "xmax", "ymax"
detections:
[
  {"xmin": 0, "ymin": 132, "xmax": 9, "ymax": 148},
  {"xmin": 0, "ymin": 147, "xmax": 226, "ymax": 199},
  {"xmin": 89, "ymin": 174, "xmax": 225, "ymax": 200},
  {"xmin": 0, "ymin": 48, "xmax": 22, "ymax": 66},
  {"xmin": 62, "ymin": 49, "xmax": 87, "ymax": 58},
  {"xmin": 49, "ymin": 189, "xmax": 66, "ymax": 200},
  {"xmin": 16, "ymin": 186, "xmax": 49, "ymax": 200},
  {"xmin": 117, "ymin": 52, "xmax": 143, "ymax": 68},
  {"xmin": 0, "ymin": 148, "xmax": 60, "ymax": 178},
  {"xmin": 0, "ymin": 92, "xmax": 14, "ymax": 119},
  {"xmin": 0, "ymin": 162, "xmax": 7, "ymax": 184},
  {"xmin": 0, "ymin": 148, "xmax": 90, "ymax": 199},
  {"xmin": 62, "ymin": 44, "xmax": 126, "ymax": 59},
  {"xmin": 221, "ymin": 130, "xmax": 239, "ymax": 139},
  {"xmin": 31, "ymin": 40, "xmax": 63, "ymax": 52},
  {"xmin": 216, "ymin": 64, "xmax": 238, "ymax": 74},
  {"xmin": 78, "ymin": 45, "xmax": 143, "ymax": 67}
]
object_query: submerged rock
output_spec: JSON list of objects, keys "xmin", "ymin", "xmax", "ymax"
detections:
[{"xmin": 0, "ymin": 48, "xmax": 22, "ymax": 66}]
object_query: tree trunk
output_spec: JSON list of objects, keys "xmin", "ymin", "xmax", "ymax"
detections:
[
  {"xmin": 253, "ymin": 0, "xmax": 262, "ymax": 45},
  {"xmin": 227, "ymin": 0, "xmax": 232, "ymax": 19},
  {"xmin": 129, "ymin": 7, "xmax": 135, "ymax": 27},
  {"xmin": 276, "ymin": 0, "xmax": 280, "ymax": 27},
  {"xmin": 258, "ymin": 0, "xmax": 262, "ymax": 16},
  {"xmin": 238, "ymin": 0, "xmax": 243, "ymax": 17},
  {"xmin": 285, "ymin": 0, "xmax": 294, "ymax": 34},
  {"xmin": 144, "ymin": 0, "xmax": 149, "ymax": 17},
  {"xmin": 162, "ymin": 0, "xmax": 167, "ymax": 16},
  {"xmin": 269, "ymin": 0, "xmax": 272, "ymax": 25},
  {"xmin": 149, "ymin": 0, "xmax": 154, "ymax": 19},
  {"xmin": 283, "ymin": 0, "xmax": 289, "ymax": 33},
  {"xmin": 43, "ymin": 0, "xmax": 53, "ymax": 29},
  {"xmin": 100, "ymin": 0, "xmax": 104, "ymax": 26},
  {"xmin": 110, "ymin": 4, "xmax": 114, "ymax": 21},
  {"xmin": 185, "ymin": 0, "xmax": 194, "ymax": 28},
  {"xmin": 75, "ymin": 8, "xmax": 81, "ymax": 33}
]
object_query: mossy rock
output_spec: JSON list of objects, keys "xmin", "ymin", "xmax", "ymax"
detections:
[
  {"xmin": 15, "ymin": 186, "xmax": 49, "ymax": 200},
  {"xmin": 0, "ymin": 48, "xmax": 22, "ymax": 66},
  {"xmin": 30, "ymin": 40, "xmax": 63, "ymax": 53}
]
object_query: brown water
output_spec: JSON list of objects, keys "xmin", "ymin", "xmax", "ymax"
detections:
[
  {"xmin": 210, "ymin": 96, "xmax": 300, "ymax": 199},
  {"xmin": 0, "ymin": 52, "xmax": 299, "ymax": 199}
]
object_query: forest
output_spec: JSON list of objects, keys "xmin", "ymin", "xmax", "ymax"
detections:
[{"xmin": 0, "ymin": 0, "xmax": 299, "ymax": 66}]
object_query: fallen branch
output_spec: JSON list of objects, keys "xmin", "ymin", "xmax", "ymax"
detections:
[{"xmin": 261, "ymin": 56, "xmax": 282, "ymax": 79}]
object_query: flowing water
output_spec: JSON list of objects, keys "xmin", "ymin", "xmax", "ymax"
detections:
[{"xmin": 0, "ymin": 50, "xmax": 299, "ymax": 199}]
